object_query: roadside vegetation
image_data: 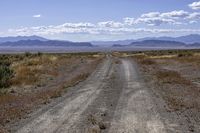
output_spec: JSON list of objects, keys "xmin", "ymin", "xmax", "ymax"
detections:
[
  {"xmin": 0, "ymin": 52, "xmax": 104, "ymax": 132},
  {"xmin": 0, "ymin": 65, "xmax": 13, "ymax": 89}
]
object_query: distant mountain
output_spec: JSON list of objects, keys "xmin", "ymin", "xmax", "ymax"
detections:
[
  {"xmin": 138, "ymin": 34, "xmax": 200, "ymax": 44},
  {"xmin": 0, "ymin": 40, "xmax": 93, "ymax": 47},
  {"xmin": 0, "ymin": 35, "xmax": 48, "ymax": 43},
  {"xmin": 91, "ymin": 40, "xmax": 134, "ymax": 46},
  {"xmin": 113, "ymin": 40, "xmax": 186, "ymax": 47},
  {"xmin": 187, "ymin": 43, "xmax": 200, "ymax": 47},
  {"xmin": 92, "ymin": 34, "xmax": 200, "ymax": 46},
  {"xmin": 130, "ymin": 40, "xmax": 186, "ymax": 47},
  {"xmin": 112, "ymin": 44, "xmax": 124, "ymax": 47},
  {"xmin": 175, "ymin": 34, "xmax": 200, "ymax": 44}
]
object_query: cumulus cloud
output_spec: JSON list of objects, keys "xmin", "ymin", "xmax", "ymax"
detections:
[
  {"xmin": 33, "ymin": 14, "xmax": 41, "ymax": 18},
  {"xmin": 140, "ymin": 10, "xmax": 189, "ymax": 19},
  {"xmin": 58, "ymin": 23, "xmax": 95, "ymax": 28},
  {"xmin": 97, "ymin": 21, "xmax": 124, "ymax": 28},
  {"xmin": 132, "ymin": 10, "xmax": 188, "ymax": 26},
  {"xmin": 160, "ymin": 10, "xmax": 189, "ymax": 19},
  {"xmin": 189, "ymin": 20, "xmax": 198, "ymax": 24},
  {"xmin": 123, "ymin": 17, "xmax": 135, "ymax": 25},
  {"xmin": 141, "ymin": 12, "xmax": 160, "ymax": 18},
  {"xmin": 189, "ymin": 1, "xmax": 200, "ymax": 10},
  {"xmin": 4, "ymin": 6, "xmax": 200, "ymax": 38},
  {"xmin": 187, "ymin": 12, "xmax": 200, "ymax": 19},
  {"xmin": 6, "ymin": 21, "xmax": 200, "ymax": 37},
  {"xmin": 135, "ymin": 17, "xmax": 179, "ymax": 26}
]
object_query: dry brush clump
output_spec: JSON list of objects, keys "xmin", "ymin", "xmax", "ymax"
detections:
[
  {"xmin": 11, "ymin": 55, "xmax": 59, "ymax": 86},
  {"xmin": 139, "ymin": 58, "xmax": 156, "ymax": 65},
  {"xmin": 155, "ymin": 70, "xmax": 192, "ymax": 85}
]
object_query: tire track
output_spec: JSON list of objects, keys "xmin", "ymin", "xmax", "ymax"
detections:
[{"xmin": 109, "ymin": 59, "xmax": 166, "ymax": 133}]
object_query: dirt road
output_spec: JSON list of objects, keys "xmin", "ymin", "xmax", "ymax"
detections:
[
  {"xmin": 13, "ymin": 57, "xmax": 173, "ymax": 133},
  {"xmin": 109, "ymin": 60, "xmax": 165, "ymax": 133}
]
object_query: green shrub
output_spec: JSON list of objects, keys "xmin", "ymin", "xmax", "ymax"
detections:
[
  {"xmin": 177, "ymin": 52, "xmax": 193, "ymax": 57},
  {"xmin": 37, "ymin": 52, "xmax": 43, "ymax": 56},
  {"xmin": 25, "ymin": 52, "xmax": 31, "ymax": 57},
  {"xmin": 0, "ymin": 65, "xmax": 13, "ymax": 88}
]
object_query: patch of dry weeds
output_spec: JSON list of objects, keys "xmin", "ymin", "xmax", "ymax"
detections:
[{"xmin": 0, "ymin": 53, "xmax": 104, "ymax": 132}]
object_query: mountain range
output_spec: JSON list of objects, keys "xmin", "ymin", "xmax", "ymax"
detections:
[
  {"xmin": 0, "ymin": 36, "xmax": 93, "ymax": 47},
  {"xmin": 92, "ymin": 34, "xmax": 200, "ymax": 46},
  {"xmin": 0, "ymin": 34, "xmax": 200, "ymax": 48},
  {"xmin": 0, "ymin": 40, "xmax": 93, "ymax": 47},
  {"xmin": 113, "ymin": 40, "xmax": 187, "ymax": 47},
  {"xmin": 0, "ymin": 35, "xmax": 48, "ymax": 43}
]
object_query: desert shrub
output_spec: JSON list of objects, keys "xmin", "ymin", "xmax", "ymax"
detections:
[
  {"xmin": 156, "ymin": 70, "xmax": 191, "ymax": 85},
  {"xmin": 24, "ymin": 52, "xmax": 31, "ymax": 57},
  {"xmin": 11, "ymin": 66, "xmax": 40, "ymax": 85},
  {"xmin": 0, "ymin": 60, "xmax": 11, "ymax": 66},
  {"xmin": 37, "ymin": 52, "xmax": 43, "ymax": 56},
  {"xmin": 140, "ymin": 59, "xmax": 155, "ymax": 65},
  {"xmin": 177, "ymin": 52, "xmax": 193, "ymax": 57},
  {"xmin": 0, "ymin": 65, "xmax": 13, "ymax": 88}
]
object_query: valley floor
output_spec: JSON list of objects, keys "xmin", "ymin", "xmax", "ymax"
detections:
[{"xmin": 1, "ymin": 51, "xmax": 200, "ymax": 133}]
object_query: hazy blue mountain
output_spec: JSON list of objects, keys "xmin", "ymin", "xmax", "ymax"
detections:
[
  {"xmin": 91, "ymin": 40, "xmax": 135, "ymax": 46},
  {"xmin": 175, "ymin": 34, "xmax": 200, "ymax": 44},
  {"xmin": 92, "ymin": 34, "xmax": 200, "ymax": 46},
  {"xmin": 130, "ymin": 40, "xmax": 186, "ymax": 47},
  {"xmin": 113, "ymin": 40, "xmax": 186, "ymax": 47},
  {"xmin": 139, "ymin": 34, "xmax": 200, "ymax": 44},
  {"xmin": 0, "ymin": 35, "xmax": 48, "ymax": 43},
  {"xmin": 187, "ymin": 43, "xmax": 200, "ymax": 47},
  {"xmin": 0, "ymin": 40, "xmax": 93, "ymax": 47}
]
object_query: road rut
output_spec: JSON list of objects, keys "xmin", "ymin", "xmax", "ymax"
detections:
[{"xmin": 109, "ymin": 59, "xmax": 166, "ymax": 133}]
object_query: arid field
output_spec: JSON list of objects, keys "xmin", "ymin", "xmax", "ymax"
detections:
[
  {"xmin": 123, "ymin": 49, "xmax": 200, "ymax": 132},
  {"xmin": 0, "ymin": 50, "xmax": 200, "ymax": 133},
  {"xmin": 0, "ymin": 52, "xmax": 104, "ymax": 132}
]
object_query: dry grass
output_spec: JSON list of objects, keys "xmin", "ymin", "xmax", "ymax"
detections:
[
  {"xmin": 11, "ymin": 66, "xmax": 41, "ymax": 85},
  {"xmin": 0, "ymin": 53, "xmax": 103, "ymax": 132},
  {"xmin": 155, "ymin": 70, "xmax": 192, "ymax": 85},
  {"xmin": 175, "ymin": 55, "xmax": 200, "ymax": 67},
  {"xmin": 133, "ymin": 51, "xmax": 200, "ymax": 111},
  {"xmin": 139, "ymin": 58, "xmax": 156, "ymax": 65}
]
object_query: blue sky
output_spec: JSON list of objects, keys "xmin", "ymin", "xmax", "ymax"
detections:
[{"xmin": 1, "ymin": 0, "xmax": 200, "ymax": 41}]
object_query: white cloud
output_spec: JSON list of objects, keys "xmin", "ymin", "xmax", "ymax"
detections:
[
  {"xmin": 189, "ymin": 1, "xmax": 200, "ymax": 10},
  {"xmin": 134, "ymin": 10, "xmax": 190, "ymax": 26},
  {"xmin": 141, "ymin": 10, "xmax": 189, "ymax": 20},
  {"xmin": 98, "ymin": 21, "xmax": 124, "ymax": 28},
  {"xmin": 134, "ymin": 17, "xmax": 180, "ymax": 26},
  {"xmin": 6, "ymin": 21, "xmax": 200, "ymax": 37},
  {"xmin": 189, "ymin": 20, "xmax": 198, "ymax": 24},
  {"xmin": 160, "ymin": 10, "xmax": 189, "ymax": 19},
  {"xmin": 123, "ymin": 17, "xmax": 135, "ymax": 25},
  {"xmin": 187, "ymin": 12, "xmax": 200, "ymax": 19},
  {"xmin": 33, "ymin": 14, "xmax": 41, "ymax": 18},
  {"xmin": 58, "ymin": 22, "xmax": 95, "ymax": 28},
  {"xmin": 141, "ymin": 12, "xmax": 160, "ymax": 18},
  {"xmin": 4, "ymin": 7, "xmax": 200, "ymax": 38}
]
